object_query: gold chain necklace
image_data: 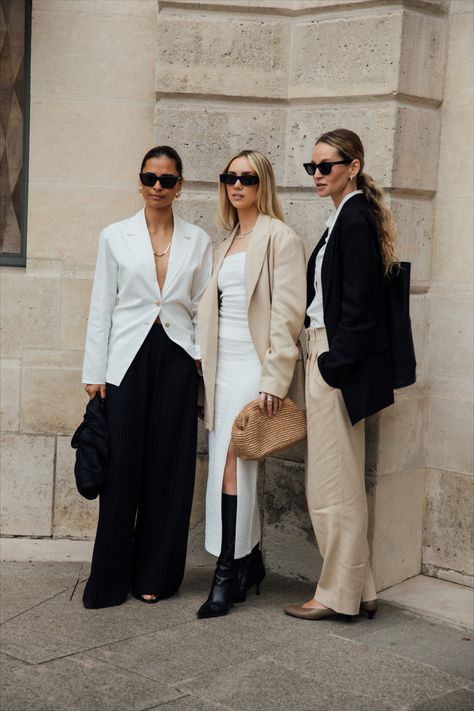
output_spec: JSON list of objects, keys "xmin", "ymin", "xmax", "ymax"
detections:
[
  {"xmin": 235, "ymin": 227, "xmax": 254, "ymax": 240},
  {"xmin": 152, "ymin": 241, "xmax": 172, "ymax": 258}
]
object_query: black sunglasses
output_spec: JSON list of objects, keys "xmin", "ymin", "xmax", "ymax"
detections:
[
  {"xmin": 303, "ymin": 159, "xmax": 352, "ymax": 176},
  {"xmin": 139, "ymin": 172, "xmax": 181, "ymax": 189},
  {"xmin": 219, "ymin": 173, "xmax": 259, "ymax": 186}
]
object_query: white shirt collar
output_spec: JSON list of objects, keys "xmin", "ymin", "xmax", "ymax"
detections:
[{"xmin": 325, "ymin": 189, "xmax": 363, "ymax": 231}]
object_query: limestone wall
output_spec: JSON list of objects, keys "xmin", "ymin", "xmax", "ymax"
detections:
[
  {"xmin": 422, "ymin": 0, "xmax": 474, "ymax": 587},
  {"xmin": 155, "ymin": 0, "xmax": 450, "ymax": 591},
  {"xmin": 1, "ymin": 0, "xmax": 157, "ymax": 539},
  {"xmin": 1, "ymin": 0, "xmax": 472, "ymax": 593}
]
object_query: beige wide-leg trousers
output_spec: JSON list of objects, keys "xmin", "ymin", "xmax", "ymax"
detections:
[{"xmin": 305, "ymin": 327, "xmax": 377, "ymax": 615}]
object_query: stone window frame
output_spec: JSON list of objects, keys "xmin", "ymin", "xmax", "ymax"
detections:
[{"xmin": 1, "ymin": 0, "xmax": 32, "ymax": 268}]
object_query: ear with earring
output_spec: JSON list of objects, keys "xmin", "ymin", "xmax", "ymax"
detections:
[{"xmin": 175, "ymin": 189, "xmax": 181, "ymax": 199}]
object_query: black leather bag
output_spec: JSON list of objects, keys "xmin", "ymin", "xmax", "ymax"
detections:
[
  {"xmin": 385, "ymin": 262, "xmax": 417, "ymax": 389},
  {"xmin": 71, "ymin": 393, "xmax": 108, "ymax": 500}
]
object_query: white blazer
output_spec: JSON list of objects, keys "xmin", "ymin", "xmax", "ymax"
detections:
[{"xmin": 82, "ymin": 208, "xmax": 213, "ymax": 386}]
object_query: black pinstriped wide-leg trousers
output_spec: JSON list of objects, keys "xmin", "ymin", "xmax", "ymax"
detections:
[{"xmin": 83, "ymin": 325, "xmax": 199, "ymax": 609}]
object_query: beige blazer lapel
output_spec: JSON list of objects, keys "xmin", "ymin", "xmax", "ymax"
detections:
[
  {"xmin": 198, "ymin": 232, "xmax": 233, "ymax": 430},
  {"xmin": 245, "ymin": 213, "xmax": 271, "ymax": 306},
  {"xmin": 213, "ymin": 227, "xmax": 237, "ymax": 273}
]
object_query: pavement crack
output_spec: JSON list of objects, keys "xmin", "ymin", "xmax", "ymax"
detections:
[
  {"xmin": 167, "ymin": 690, "xmax": 234, "ymax": 711},
  {"xmin": 0, "ymin": 650, "xmax": 36, "ymax": 666},
  {"xmin": 137, "ymin": 695, "xmax": 190, "ymax": 711},
  {"xmin": 0, "ymin": 586, "xmax": 75, "ymax": 625},
  {"xmin": 69, "ymin": 564, "xmax": 84, "ymax": 601}
]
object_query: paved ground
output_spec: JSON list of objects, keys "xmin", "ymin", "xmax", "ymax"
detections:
[{"xmin": 1, "ymin": 562, "xmax": 473, "ymax": 711}]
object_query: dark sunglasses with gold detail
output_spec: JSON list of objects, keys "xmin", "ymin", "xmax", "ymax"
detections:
[
  {"xmin": 139, "ymin": 172, "xmax": 181, "ymax": 189},
  {"xmin": 303, "ymin": 159, "xmax": 352, "ymax": 176},
  {"xmin": 219, "ymin": 173, "xmax": 260, "ymax": 186}
]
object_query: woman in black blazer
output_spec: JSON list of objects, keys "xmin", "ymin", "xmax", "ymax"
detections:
[{"xmin": 285, "ymin": 128, "xmax": 398, "ymax": 621}]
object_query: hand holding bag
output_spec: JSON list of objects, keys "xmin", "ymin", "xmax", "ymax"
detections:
[
  {"xmin": 71, "ymin": 393, "xmax": 108, "ymax": 500},
  {"xmin": 231, "ymin": 397, "xmax": 306, "ymax": 461}
]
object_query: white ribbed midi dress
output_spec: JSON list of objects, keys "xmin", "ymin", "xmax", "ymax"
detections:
[{"xmin": 205, "ymin": 252, "xmax": 262, "ymax": 559}]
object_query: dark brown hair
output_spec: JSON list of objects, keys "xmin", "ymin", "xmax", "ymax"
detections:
[{"xmin": 140, "ymin": 145, "xmax": 183, "ymax": 176}]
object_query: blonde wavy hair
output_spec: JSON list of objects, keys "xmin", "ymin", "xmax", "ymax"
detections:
[
  {"xmin": 217, "ymin": 150, "xmax": 284, "ymax": 231},
  {"xmin": 316, "ymin": 128, "xmax": 398, "ymax": 274}
]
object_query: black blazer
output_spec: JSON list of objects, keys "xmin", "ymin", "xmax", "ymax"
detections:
[{"xmin": 306, "ymin": 194, "xmax": 394, "ymax": 424}]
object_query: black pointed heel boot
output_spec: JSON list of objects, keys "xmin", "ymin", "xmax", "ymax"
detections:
[
  {"xmin": 234, "ymin": 544, "xmax": 266, "ymax": 603},
  {"xmin": 197, "ymin": 494, "xmax": 239, "ymax": 619}
]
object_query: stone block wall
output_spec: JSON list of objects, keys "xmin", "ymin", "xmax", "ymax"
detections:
[
  {"xmin": 1, "ymin": 0, "xmax": 157, "ymax": 540},
  {"xmin": 422, "ymin": 0, "xmax": 474, "ymax": 587},
  {"xmin": 1, "ymin": 0, "xmax": 472, "ymax": 594},
  {"xmin": 154, "ymin": 0, "xmax": 450, "ymax": 591}
]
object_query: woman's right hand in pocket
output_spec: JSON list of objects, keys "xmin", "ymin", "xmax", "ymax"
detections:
[{"xmin": 85, "ymin": 384, "xmax": 106, "ymax": 399}]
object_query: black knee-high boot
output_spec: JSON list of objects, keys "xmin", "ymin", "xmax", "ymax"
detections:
[{"xmin": 197, "ymin": 493, "xmax": 239, "ymax": 619}]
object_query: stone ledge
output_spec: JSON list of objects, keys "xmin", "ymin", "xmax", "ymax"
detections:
[
  {"xmin": 379, "ymin": 574, "xmax": 474, "ymax": 629},
  {"xmin": 158, "ymin": 0, "xmax": 449, "ymax": 18},
  {"xmin": 34, "ymin": 0, "xmax": 156, "ymax": 18},
  {"xmin": 0, "ymin": 537, "xmax": 94, "ymax": 563}
]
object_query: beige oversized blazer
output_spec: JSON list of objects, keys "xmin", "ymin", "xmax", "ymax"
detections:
[{"xmin": 198, "ymin": 213, "xmax": 307, "ymax": 431}]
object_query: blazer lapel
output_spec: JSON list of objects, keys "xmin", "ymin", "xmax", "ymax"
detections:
[
  {"xmin": 307, "ymin": 228, "xmax": 328, "ymax": 306},
  {"xmin": 162, "ymin": 211, "xmax": 192, "ymax": 295},
  {"xmin": 321, "ymin": 194, "xmax": 363, "ymax": 311},
  {"xmin": 246, "ymin": 213, "xmax": 271, "ymax": 306},
  {"xmin": 213, "ymin": 227, "xmax": 237, "ymax": 275},
  {"xmin": 321, "ymin": 224, "xmax": 336, "ymax": 313},
  {"xmin": 125, "ymin": 208, "xmax": 159, "ymax": 296},
  {"xmin": 199, "ymin": 231, "xmax": 234, "ymax": 351}
]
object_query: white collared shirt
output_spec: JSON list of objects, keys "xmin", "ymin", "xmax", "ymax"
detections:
[
  {"xmin": 82, "ymin": 208, "xmax": 213, "ymax": 385},
  {"xmin": 306, "ymin": 190, "xmax": 363, "ymax": 328}
]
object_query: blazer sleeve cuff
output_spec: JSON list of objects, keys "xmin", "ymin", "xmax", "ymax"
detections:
[
  {"xmin": 317, "ymin": 352, "xmax": 350, "ymax": 389},
  {"xmin": 258, "ymin": 377, "xmax": 287, "ymax": 399}
]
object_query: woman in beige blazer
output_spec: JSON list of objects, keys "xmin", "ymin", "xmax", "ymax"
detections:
[{"xmin": 197, "ymin": 149, "xmax": 306, "ymax": 619}]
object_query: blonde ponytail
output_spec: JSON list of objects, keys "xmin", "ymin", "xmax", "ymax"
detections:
[{"xmin": 357, "ymin": 172, "xmax": 399, "ymax": 275}]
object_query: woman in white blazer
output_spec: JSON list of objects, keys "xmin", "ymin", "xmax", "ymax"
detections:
[
  {"xmin": 82, "ymin": 146, "xmax": 212, "ymax": 609},
  {"xmin": 196, "ymin": 150, "xmax": 306, "ymax": 619}
]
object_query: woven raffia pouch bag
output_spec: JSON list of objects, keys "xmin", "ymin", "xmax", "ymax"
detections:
[{"xmin": 231, "ymin": 398, "xmax": 307, "ymax": 461}]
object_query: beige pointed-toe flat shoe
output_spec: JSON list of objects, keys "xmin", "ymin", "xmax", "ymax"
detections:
[{"xmin": 284, "ymin": 604, "xmax": 348, "ymax": 620}]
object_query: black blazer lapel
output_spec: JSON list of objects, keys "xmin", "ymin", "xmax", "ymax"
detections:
[
  {"xmin": 321, "ymin": 224, "xmax": 336, "ymax": 314},
  {"xmin": 321, "ymin": 194, "xmax": 366, "ymax": 314},
  {"xmin": 305, "ymin": 229, "xmax": 328, "ymax": 327},
  {"xmin": 306, "ymin": 230, "xmax": 328, "ymax": 305}
]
